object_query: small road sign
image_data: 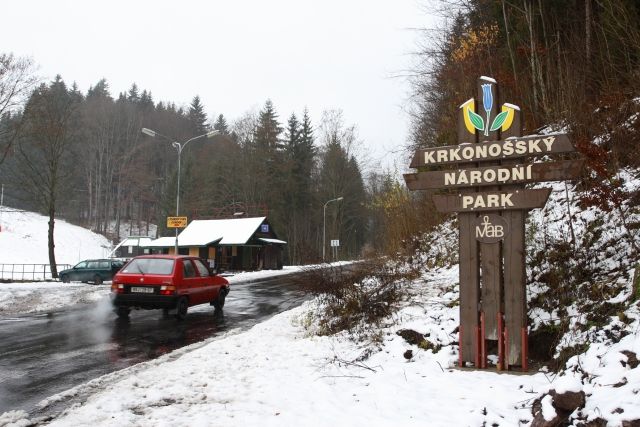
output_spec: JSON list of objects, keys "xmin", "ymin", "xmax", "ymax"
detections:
[
  {"xmin": 167, "ymin": 216, "xmax": 188, "ymax": 228},
  {"xmin": 330, "ymin": 239, "xmax": 340, "ymax": 247}
]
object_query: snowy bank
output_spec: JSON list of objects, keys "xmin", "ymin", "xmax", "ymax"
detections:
[
  {"xmin": 0, "ymin": 282, "xmax": 110, "ymax": 317},
  {"xmin": 0, "ymin": 208, "xmax": 112, "ymax": 266}
]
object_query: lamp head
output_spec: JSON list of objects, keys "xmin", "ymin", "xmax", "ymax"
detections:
[
  {"xmin": 206, "ymin": 130, "xmax": 220, "ymax": 138},
  {"xmin": 141, "ymin": 128, "xmax": 156, "ymax": 137}
]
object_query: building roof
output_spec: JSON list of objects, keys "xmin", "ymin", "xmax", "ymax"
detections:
[
  {"xmin": 147, "ymin": 217, "xmax": 269, "ymax": 248},
  {"xmin": 109, "ymin": 236, "xmax": 155, "ymax": 257}
]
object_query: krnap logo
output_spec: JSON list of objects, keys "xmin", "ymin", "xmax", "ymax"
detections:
[
  {"xmin": 459, "ymin": 79, "xmax": 519, "ymax": 137},
  {"xmin": 473, "ymin": 214, "xmax": 509, "ymax": 244}
]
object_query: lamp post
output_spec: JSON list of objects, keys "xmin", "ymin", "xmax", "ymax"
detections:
[
  {"xmin": 141, "ymin": 127, "xmax": 220, "ymax": 254},
  {"xmin": 322, "ymin": 196, "xmax": 343, "ymax": 263}
]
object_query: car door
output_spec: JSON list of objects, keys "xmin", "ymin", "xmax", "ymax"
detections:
[
  {"xmin": 84, "ymin": 261, "xmax": 100, "ymax": 281},
  {"xmin": 95, "ymin": 260, "xmax": 110, "ymax": 280},
  {"xmin": 71, "ymin": 261, "xmax": 88, "ymax": 281},
  {"xmin": 181, "ymin": 259, "xmax": 203, "ymax": 305},
  {"xmin": 193, "ymin": 258, "xmax": 216, "ymax": 302}
]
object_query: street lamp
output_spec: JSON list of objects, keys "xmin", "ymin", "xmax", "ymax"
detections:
[
  {"xmin": 322, "ymin": 196, "xmax": 343, "ymax": 263},
  {"xmin": 141, "ymin": 127, "xmax": 220, "ymax": 254}
]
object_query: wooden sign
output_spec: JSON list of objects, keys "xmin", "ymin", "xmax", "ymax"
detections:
[
  {"xmin": 404, "ymin": 159, "xmax": 584, "ymax": 190},
  {"xmin": 167, "ymin": 216, "xmax": 188, "ymax": 228},
  {"xmin": 404, "ymin": 76, "xmax": 582, "ymax": 372},
  {"xmin": 409, "ymin": 133, "xmax": 574, "ymax": 168},
  {"xmin": 432, "ymin": 188, "xmax": 551, "ymax": 213}
]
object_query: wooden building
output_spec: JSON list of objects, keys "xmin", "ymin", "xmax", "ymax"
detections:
[{"xmin": 145, "ymin": 217, "xmax": 286, "ymax": 271}]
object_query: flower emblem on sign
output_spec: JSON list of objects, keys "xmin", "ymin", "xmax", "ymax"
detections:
[{"xmin": 459, "ymin": 82, "xmax": 518, "ymax": 136}]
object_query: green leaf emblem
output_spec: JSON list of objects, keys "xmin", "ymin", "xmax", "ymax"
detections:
[
  {"xmin": 490, "ymin": 111, "xmax": 509, "ymax": 132},
  {"xmin": 467, "ymin": 109, "xmax": 485, "ymax": 131}
]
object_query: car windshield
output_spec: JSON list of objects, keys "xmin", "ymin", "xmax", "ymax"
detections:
[{"xmin": 121, "ymin": 258, "xmax": 175, "ymax": 275}]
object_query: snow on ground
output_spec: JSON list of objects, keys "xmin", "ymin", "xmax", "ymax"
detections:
[
  {"xmin": 0, "ymin": 267, "xmax": 547, "ymax": 427},
  {"xmin": 0, "ymin": 208, "xmax": 112, "ymax": 269},
  {"xmin": 7, "ymin": 264, "xmax": 632, "ymax": 427},
  {"xmin": 0, "ymin": 282, "xmax": 110, "ymax": 317}
]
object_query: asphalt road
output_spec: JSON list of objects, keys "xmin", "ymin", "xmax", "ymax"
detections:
[{"xmin": 0, "ymin": 273, "xmax": 309, "ymax": 417}]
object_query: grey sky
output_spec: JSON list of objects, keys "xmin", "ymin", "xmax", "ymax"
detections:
[{"xmin": 1, "ymin": 0, "xmax": 435, "ymax": 172}]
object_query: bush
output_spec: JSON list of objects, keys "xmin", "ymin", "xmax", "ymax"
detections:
[{"xmin": 299, "ymin": 259, "xmax": 419, "ymax": 338}]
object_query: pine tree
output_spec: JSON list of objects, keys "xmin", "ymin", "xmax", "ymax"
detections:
[
  {"xmin": 254, "ymin": 99, "xmax": 282, "ymax": 149},
  {"xmin": 187, "ymin": 95, "xmax": 208, "ymax": 135},
  {"xmin": 282, "ymin": 111, "xmax": 318, "ymax": 263},
  {"xmin": 127, "ymin": 83, "xmax": 140, "ymax": 102},
  {"xmin": 87, "ymin": 79, "xmax": 110, "ymax": 100},
  {"xmin": 213, "ymin": 114, "xmax": 230, "ymax": 135},
  {"xmin": 139, "ymin": 90, "xmax": 154, "ymax": 111},
  {"xmin": 285, "ymin": 113, "xmax": 300, "ymax": 151},
  {"xmin": 300, "ymin": 108, "xmax": 314, "ymax": 152}
]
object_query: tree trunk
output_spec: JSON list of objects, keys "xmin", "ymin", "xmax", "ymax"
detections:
[
  {"xmin": 48, "ymin": 201, "xmax": 58, "ymax": 278},
  {"xmin": 502, "ymin": 0, "xmax": 518, "ymax": 86}
]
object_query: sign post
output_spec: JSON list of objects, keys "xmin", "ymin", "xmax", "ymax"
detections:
[{"xmin": 404, "ymin": 76, "xmax": 582, "ymax": 371}]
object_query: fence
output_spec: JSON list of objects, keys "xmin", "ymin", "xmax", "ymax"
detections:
[{"xmin": 0, "ymin": 264, "xmax": 72, "ymax": 282}]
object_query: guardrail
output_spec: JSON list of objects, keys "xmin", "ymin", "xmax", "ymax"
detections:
[{"xmin": 0, "ymin": 264, "xmax": 72, "ymax": 282}]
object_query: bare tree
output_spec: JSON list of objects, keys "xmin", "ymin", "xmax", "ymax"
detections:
[
  {"xmin": 0, "ymin": 53, "xmax": 38, "ymax": 166},
  {"xmin": 13, "ymin": 77, "xmax": 80, "ymax": 277}
]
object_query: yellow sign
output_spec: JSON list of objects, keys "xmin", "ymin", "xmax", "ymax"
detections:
[{"xmin": 167, "ymin": 216, "xmax": 188, "ymax": 228}]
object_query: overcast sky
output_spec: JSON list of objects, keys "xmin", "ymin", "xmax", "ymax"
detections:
[{"xmin": 1, "ymin": 0, "xmax": 438, "ymax": 172}]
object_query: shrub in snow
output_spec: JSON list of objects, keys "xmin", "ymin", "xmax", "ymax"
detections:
[{"xmin": 298, "ymin": 259, "xmax": 418, "ymax": 341}]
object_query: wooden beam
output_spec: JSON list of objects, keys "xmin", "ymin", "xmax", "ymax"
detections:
[
  {"xmin": 433, "ymin": 188, "xmax": 551, "ymax": 213},
  {"xmin": 409, "ymin": 133, "xmax": 574, "ymax": 168},
  {"xmin": 403, "ymin": 159, "xmax": 584, "ymax": 190}
]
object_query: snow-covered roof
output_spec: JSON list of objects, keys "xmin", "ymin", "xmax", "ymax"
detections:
[
  {"xmin": 108, "ymin": 236, "xmax": 155, "ymax": 256},
  {"xmin": 258, "ymin": 237, "xmax": 287, "ymax": 245},
  {"xmin": 119, "ymin": 236, "xmax": 154, "ymax": 246},
  {"xmin": 145, "ymin": 236, "xmax": 181, "ymax": 248},
  {"xmin": 177, "ymin": 217, "xmax": 267, "ymax": 246}
]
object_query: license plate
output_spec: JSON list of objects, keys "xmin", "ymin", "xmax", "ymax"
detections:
[{"xmin": 131, "ymin": 286, "xmax": 154, "ymax": 294}]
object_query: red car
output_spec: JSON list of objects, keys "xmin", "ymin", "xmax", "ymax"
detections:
[{"xmin": 110, "ymin": 255, "xmax": 230, "ymax": 319}]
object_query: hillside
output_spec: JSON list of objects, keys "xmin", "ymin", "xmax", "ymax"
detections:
[{"xmin": 0, "ymin": 207, "xmax": 112, "ymax": 265}]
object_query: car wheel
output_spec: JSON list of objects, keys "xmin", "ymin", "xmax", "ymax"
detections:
[
  {"xmin": 175, "ymin": 297, "xmax": 188, "ymax": 320},
  {"xmin": 93, "ymin": 275, "xmax": 103, "ymax": 285},
  {"xmin": 60, "ymin": 274, "xmax": 70, "ymax": 283},
  {"xmin": 213, "ymin": 289, "xmax": 226, "ymax": 311},
  {"xmin": 116, "ymin": 306, "xmax": 130, "ymax": 318}
]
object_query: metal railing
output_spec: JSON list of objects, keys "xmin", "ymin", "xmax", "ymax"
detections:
[{"xmin": 0, "ymin": 264, "xmax": 72, "ymax": 282}]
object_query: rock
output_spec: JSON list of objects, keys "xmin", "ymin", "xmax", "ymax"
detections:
[
  {"xmin": 397, "ymin": 329, "xmax": 426, "ymax": 346},
  {"xmin": 622, "ymin": 420, "xmax": 640, "ymax": 427},
  {"xmin": 531, "ymin": 389, "xmax": 586, "ymax": 427},
  {"xmin": 550, "ymin": 389, "xmax": 586, "ymax": 412},
  {"xmin": 396, "ymin": 329, "xmax": 441, "ymax": 352},
  {"xmin": 531, "ymin": 395, "xmax": 561, "ymax": 427},
  {"xmin": 621, "ymin": 351, "xmax": 639, "ymax": 369},
  {"xmin": 583, "ymin": 418, "xmax": 607, "ymax": 427},
  {"xmin": 403, "ymin": 349, "xmax": 413, "ymax": 360}
]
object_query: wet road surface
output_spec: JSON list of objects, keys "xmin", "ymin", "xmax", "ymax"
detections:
[{"xmin": 0, "ymin": 273, "xmax": 309, "ymax": 416}]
